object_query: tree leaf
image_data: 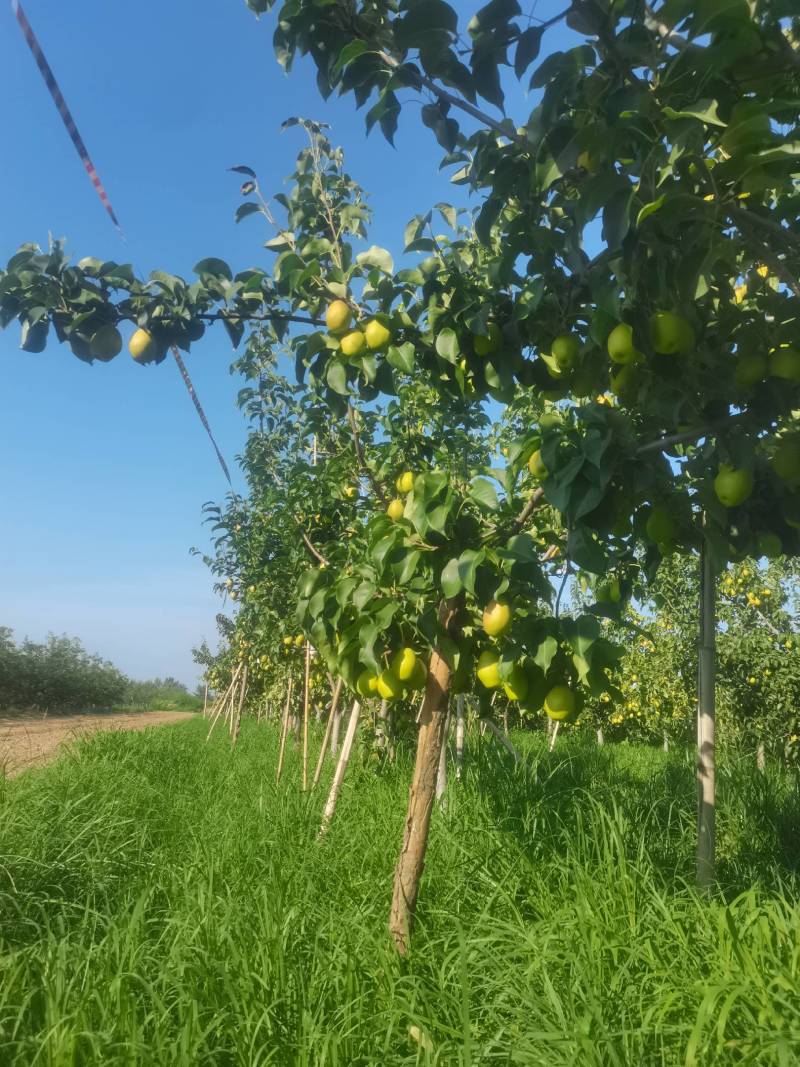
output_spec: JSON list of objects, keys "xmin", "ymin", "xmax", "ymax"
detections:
[
  {"xmin": 235, "ymin": 202, "xmax": 262, "ymax": 223},
  {"xmin": 193, "ymin": 258, "xmax": 232, "ymax": 281},
  {"xmin": 441, "ymin": 557, "xmax": 463, "ymax": 597},
  {"xmin": 469, "ymin": 477, "xmax": 500, "ymax": 511},
  {"xmin": 636, "ymin": 195, "xmax": 667, "ymax": 227},
  {"xmin": 435, "ymin": 327, "xmax": 460, "ymax": 363},
  {"xmin": 514, "ymin": 26, "xmax": 543, "ymax": 78},
  {"xmin": 662, "ymin": 99, "xmax": 726, "ymax": 127},
  {"xmin": 387, "ymin": 342, "xmax": 415, "ymax": 374},
  {"xmin": 356, "ymin": 246, "xmax": 394, "ymax": 274},
  {"xmin": 326, "ymin": 358, "xmax": 349, "ymax": 395}
]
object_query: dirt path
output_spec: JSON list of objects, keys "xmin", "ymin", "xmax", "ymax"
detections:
[{"xmin": 0, "ymin": 711, "xmax": 196, "ymax": 778}]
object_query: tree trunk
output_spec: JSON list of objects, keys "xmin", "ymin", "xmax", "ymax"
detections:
[
  {"xmin": 696, "ymin": 537, "xmax": 717, "ymax": 893},
  {"xmin": 231, "ymin": 664, "xmax": 248, "ymax": 748},
  {"xmin": 548, "ymin": 720, "xmax": 560, "ymax": 752},
  {"xmin": 455, "ymin": 694, "xmax": 465, "ymax": 780},
  {"xmin": 312, "ymin": 677, "xmax": 343, "ymax": 788},
  {"xmin": 389, "ymin": 598, "xmax": 460, "ymax": 955},
  {"xmin": 203, "ymin": 683, "xmax": 208, "ymax": 717},
  {"xmin": 276, "ymin": 674, "xmax": 294, "ymax": 783},
  {"xmin": 663, "ymin": 733, "xmax": 670, "ymax": 753},
  {"xmin": 302, "ymin": 641, "xmax": 311, "ymax": 790},
  {"xmin": 481, "ymin": 717, "xmax": 521, "ymax": 763},
  {"xmin": 319, "ymin": 700, "xmax": 361, "ymax": 835},
  {"xmin": 756, "ymin": 741, "xmax": 766, "ymax": 773},
  {"xmin": 436, "ymin": 709, "xmax": 451, "ymax": 804},
  {"xmin": 596, "ymin": 727, "xmax": 604, "ymax": 746}
]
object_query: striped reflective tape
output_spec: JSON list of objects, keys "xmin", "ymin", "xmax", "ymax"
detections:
[
  {"xmin": 12, "ymin": 0, "xmax": 233, "ymax": 486},
  {"xmin": 11, "ymin": 0, "xmax": 123, "ymax": 236},
  {"xmin": 171, "ymin": 346, "xmax": 233, "ymax": 486}
]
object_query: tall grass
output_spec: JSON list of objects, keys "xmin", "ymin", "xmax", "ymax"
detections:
[{"xmin": 1, "ymin": 719, "xmax": 798, "ymax": 1065}]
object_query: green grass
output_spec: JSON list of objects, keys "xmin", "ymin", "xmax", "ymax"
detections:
[{"xmin": 1, "ymin": 719, "xmax": 799, "ymax": 1066}]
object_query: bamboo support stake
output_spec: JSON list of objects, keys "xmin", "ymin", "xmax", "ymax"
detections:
[
  {"xmin": 481, "ymin": 718, "xmax": 521, "ymax": 763},
  {"xmin": 330, "ymin": 698, "xmax": 343, "ymax": 756},
  {"xmin": 436, "ymin": 708, "xmax": 451, "ymax": 803},
  {"xmin": 696, "ymin": 536, "xmax": 717, "ymax": 893},
  {"xmin": 548, "ymin": 720, "xmax": 560, "ymax": 752},
  {"xmin": 276, "ymin": 674, "xmax": 294, "ymax": 783},
  {"xmin": 312, "ymin": 677, "xmax": 343, "ymax": 788},
  {"xmin": 319, "ymin": 700, "xmax": 361, "ymax": 835},
  {"xmin": 455, "ymin": 694, "xmax": 465, "ymax": 780},
  {"xmin": 302, "ymin": 640, "xmax": 312, "ymax": 790},
  {"xmin": 205, "ymin": 664, "xmax": 240, "ymax": 741}
]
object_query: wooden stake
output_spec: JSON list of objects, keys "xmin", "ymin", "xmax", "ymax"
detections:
[
  {"xmin": 312, "ymin": 677, "xmax": 343, "ymax": 788},
  {"xmin": 548, "ymin": 720, "xmax": 560, "ymax": 752},
  {"xmin": 696, "ymin": 536, "xmax": 717, "ymax": 892},
  {"xmin": 276, "ymin": 674, "xmax": 294, "ymax": 783},
  {"xmin": 319, "ymin": 700, "xmax": 361, "ymax": 835}
]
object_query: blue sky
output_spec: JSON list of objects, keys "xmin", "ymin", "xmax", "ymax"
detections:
[{"xmin": 0, "ymin": 1, "xmax": 573, "ymax": 686}]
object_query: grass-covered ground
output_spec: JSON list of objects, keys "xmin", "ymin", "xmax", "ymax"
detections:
[{"xmin": 1, "ymin": 717, "xmax": 798, "ymax": 1066}]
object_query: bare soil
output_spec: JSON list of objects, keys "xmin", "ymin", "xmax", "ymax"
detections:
[{"xmin": 0, "ymin": 710, "xmax": 196, "ymax": 778}]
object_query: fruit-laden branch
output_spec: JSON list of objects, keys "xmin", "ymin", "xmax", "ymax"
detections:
[{"xmin": 347, "ymin": 403, "xmax": 387, "ymax": 506}]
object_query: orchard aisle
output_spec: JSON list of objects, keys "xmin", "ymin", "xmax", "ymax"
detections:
[{"xmin": 0, "ymin": 710, "xmax": 196, "ymax": 777}]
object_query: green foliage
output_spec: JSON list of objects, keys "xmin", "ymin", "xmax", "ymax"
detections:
[
  {"xmin": 120, "ymin": 677, "xmax": 201, "ymax": 712},
  {"xmin": 0, "ymin": 628, "xmax": 126, "ymax": 713},
  {"xmin": 1, "ymin": 720, "xmax": 798, "ymax": 1063},
  {"xmin": 580, "ymin": 556, "xmax": 800, "ymax": 762}
]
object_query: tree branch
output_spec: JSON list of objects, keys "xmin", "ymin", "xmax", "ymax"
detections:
[
  {"xmin": 293, "ymin": 517, "xmax": 329, "ymax": 567},
  {"xmin": 514, "ymin": 486, "xmax": 545, "ymax": 529},
  {"xmin": 376, "ymin": 50, "xmax": 522, "ymax": 143},
  {"xmin": 636, "ymin": 413, "xmax": 750, "ymax": 455},
  {"xmin": 198, "ymin": 311, "xmax": 325, "ymax": 327},
  {"xmin": 347, "ymin": 403, "xmax": 387, "ymax": 505}
]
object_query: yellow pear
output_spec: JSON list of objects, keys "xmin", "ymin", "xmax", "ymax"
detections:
[
  {"xmin": 387, "ymin": 498, "xmax": 405, "ymax": 521},
  {"xmin": 326, "ymin": 300, "xmax": 352, "ymax": 333},
  {"xmin": 482, "ymin": 600, "xmax": 511, "ymax": 638},
  {"xmin": 129, "ymin": 328, "xmax": 157, "ymax": 363},
  {"xmin": 477, "ymin": 650, "xmax": 501, "ymax": 689},
  {"xmin": 340, "ymin": 330, "xmax": 366, "ymax": 358},
  {"xmin": 544, "ymin": 684, "xmax": 577, "ymax": 721},
  {"xmin": 365, "ymin": 319, "xmax": 391, "ymax": 350}
]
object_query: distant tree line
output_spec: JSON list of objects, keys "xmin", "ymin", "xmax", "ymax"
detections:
[{"xmin": 0, "ymin": 627, "xmax": 201, "ymax": 714}]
